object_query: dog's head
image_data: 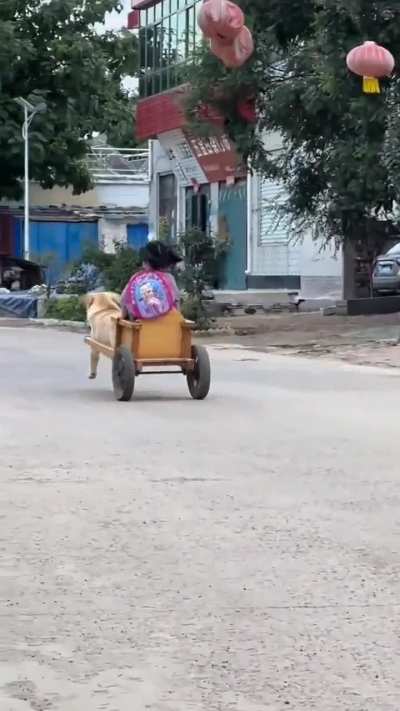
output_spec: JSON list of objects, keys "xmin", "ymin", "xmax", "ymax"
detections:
[{"xmin": 83, "ymin": 291, "xmax": 121, "ymax": 316}]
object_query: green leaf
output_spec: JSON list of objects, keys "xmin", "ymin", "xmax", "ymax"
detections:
[
  {"xmin": 0, "ymin": 0, "xmax": 138, "ymax": 199},
  {"xmin": 187, "ymin": 0, "xmax": 400, "ymax": 247}
]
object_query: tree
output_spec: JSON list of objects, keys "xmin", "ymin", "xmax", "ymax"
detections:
[
  {"xmin": 0, "ymin": 0, "xmax": 138, "ymax": 200},
  {"xmin": 187, "ymin": 1, "xmax": 400, "ymax": 293},
  {"xmin": 177, "ymin": 226, "xmax": 228, "ymax": 326}
]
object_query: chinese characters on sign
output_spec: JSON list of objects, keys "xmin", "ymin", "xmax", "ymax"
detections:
[
  {"xmin": 187, "ymin": 134, "xmax": 232, "ymax": 157},
  {"xmin": 184, "ymin": 130, "xmax": 245, "ymax": 183},
  {"xmin": 158, "ymin": 130, "xmax": 208, "ymax": 186},
  {"xmin": 158, "ymin": 127, "xmax": 246, "ymax": 186}
]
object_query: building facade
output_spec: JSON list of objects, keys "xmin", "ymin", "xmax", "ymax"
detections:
[
  {"xmin": 0, "ymin": 146, "xmax": 150, "ymax": 279},
  {"xmin": 131, "ymin": 0, "xmax": 343, "ymax": 300}
]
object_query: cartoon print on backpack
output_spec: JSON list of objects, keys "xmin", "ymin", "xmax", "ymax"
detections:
[{"xmin": 127, "ymin": 270, "xmax": 175, "ymax": 320}]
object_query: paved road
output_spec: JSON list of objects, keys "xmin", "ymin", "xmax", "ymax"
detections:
[{"xmin": 0, "ymin": 327, "xmax": 399, "ymax": 711}]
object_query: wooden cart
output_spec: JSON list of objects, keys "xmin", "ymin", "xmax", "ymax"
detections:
[{"xmin": 85, "ymin": 309, "xmax": 211, "ymax": 402}]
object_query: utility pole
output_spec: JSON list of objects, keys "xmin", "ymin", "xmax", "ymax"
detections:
[{"xmin": 14, "ymin": 98, "xmax": 46, "ymax": 261}]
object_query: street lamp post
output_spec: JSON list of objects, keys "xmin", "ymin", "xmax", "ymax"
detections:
[{"xmin": 14, "ymin": 97, "xmax": 46, "ymax": 261}]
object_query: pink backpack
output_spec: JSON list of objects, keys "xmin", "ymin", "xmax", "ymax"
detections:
[{"xmin": 124, "ymin": 270, "xmax": 175, "ymax": 320}]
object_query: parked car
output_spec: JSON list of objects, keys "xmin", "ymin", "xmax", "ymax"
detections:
[{"xmin": 372, "ymin": 242, "xmax": 400, "ymax": 294}]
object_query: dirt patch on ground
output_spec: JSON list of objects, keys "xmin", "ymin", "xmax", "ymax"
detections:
[
  {"xmin": 214, "ymin": 311, "xmax": 400, "ymax": 345},
  {"xmin": 207, "ymin": 311, "xmax": 400, "ymax": 369}
]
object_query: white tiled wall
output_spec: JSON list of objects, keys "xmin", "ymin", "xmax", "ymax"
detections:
[
  {"xmin": 250, "ymin": 173, "xmax": 300, "ymax": 276},
  {"xmin": 250, "ymin": 159, "xmax": 343, "ymax": 295},
  {"xmin": 251, "ymin": 242, "xmax": 300, "ymax": 276}
]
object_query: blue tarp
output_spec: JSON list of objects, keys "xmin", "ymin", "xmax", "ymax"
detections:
[{"xmin": 0, "ymin": 292, "xmax": 38, "ymax": 318}]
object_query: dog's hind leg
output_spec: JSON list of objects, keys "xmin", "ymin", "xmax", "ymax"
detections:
[{"xmin": 89, "ymin": 349, "xmax": 100, "ymax": 379}]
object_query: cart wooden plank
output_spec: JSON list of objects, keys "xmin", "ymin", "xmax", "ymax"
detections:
[{"xmin": 136, "ymin": 358, "xmax": 195, "ymax": 368}]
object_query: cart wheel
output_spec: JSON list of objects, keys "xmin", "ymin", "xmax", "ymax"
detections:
[
  {"xmin": 187, "ymin": 345, "xmax": 211, "ymax": 400},
  {"xmin": 112, "ymin": 346, "xmax": 135, "ymax": 401}
]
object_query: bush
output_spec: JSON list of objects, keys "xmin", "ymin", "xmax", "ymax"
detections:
[
  {"xmin": 79, "ymin": 243, "xmax": 114, "ymax": 273},
  {"xmin": 63, "ymin": 263, "xmax": 102, "ymax": 294},
  {"xmin": 177, "ymin": 227, "xmax": 228, "ymax": 327},
  {"xmin": 73, "ymin": 243, "xmax": 142, "ymax": 294},
  {"xmin": 103, "ymin": 244, "xmax": 142, "ymax": 293},
  {"xmin": 180, "ymin": 294, "xmax": 205, "ymax": 324},
  {"xmin": 45, "ymin": 296, "xmax": 86, "ymax": 322}
]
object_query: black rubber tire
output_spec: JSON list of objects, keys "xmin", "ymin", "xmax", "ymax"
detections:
[
  {"xmin": 112, "ymin": 346, "xmax": 135, "ymax": 401},
  {"xmin": 187, "ymin": 345, "xmax": 211, "ymax": 400}
]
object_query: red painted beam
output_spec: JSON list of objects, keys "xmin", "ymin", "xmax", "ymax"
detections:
[{"xmin": 131, "ymin": 0, "xmax": 161, "ymax": 10}]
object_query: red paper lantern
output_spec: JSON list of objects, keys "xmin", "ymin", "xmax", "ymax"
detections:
[
  {"xmin": 346, "ymin": 40, "xmax": 395, "ymax": 94},
  {"xmin": 197, "ymin": 0, "xmax": 244, "ymax": 44},
  {"xmin": 211, "ymin": 25, "xmax": 254, "ymax": 68},
  {"xmin": 237, "ymin": 97, "xmax": 257, "ymax": 123}
]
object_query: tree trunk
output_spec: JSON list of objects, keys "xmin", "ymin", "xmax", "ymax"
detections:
[{"xmin": 342, "ymin": 241, "xmax": 357, "ymax": 300}]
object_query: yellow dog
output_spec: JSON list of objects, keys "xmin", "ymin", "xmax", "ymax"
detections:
[{"xmin": 84, "ymin": 292, "xmax": 121, "ymax": 379}]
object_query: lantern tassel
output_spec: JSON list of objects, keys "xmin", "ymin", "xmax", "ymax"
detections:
[{"xmin": 363, "ymin": 76, "xmax": 380, "ymax": 94}]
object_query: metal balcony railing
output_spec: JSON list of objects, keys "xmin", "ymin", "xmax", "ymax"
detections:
[{"xmin": 87, "ymin": 146, "xmax": 150, "ymax": 184}]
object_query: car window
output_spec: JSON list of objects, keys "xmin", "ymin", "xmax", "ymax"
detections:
[{"xmin": 386, "ymin": 242, "xmax": 400, "ymax": 255}]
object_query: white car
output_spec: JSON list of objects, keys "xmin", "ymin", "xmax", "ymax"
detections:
[{"xmin": 373, "ymin": 242, "xmax": 400, "ymax": 294}]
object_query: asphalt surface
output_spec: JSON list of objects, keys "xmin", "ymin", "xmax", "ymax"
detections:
[{"xmin": 0, "ymin": 327, "xmax": 399, "ymax": 711}]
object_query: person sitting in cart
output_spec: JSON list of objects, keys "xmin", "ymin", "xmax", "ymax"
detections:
[{"xmin": 121, "ymin": 241, "xmax": 182, "ymax": 321}]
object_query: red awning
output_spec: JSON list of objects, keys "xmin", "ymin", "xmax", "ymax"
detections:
[
  {"xmin": 135, "ymin": 85, "xmax": 225, "ymax": 142},
  {"xmin": 127, "ymin": 9, "xmax": 140, "ymax": 28},
  {"xmin": 136, "ymin": 88, "xmax": 188, "ymax": 141},
  {"xmin": 135, "ymin": 88, "xmax": 245, "ymax": 183}
]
